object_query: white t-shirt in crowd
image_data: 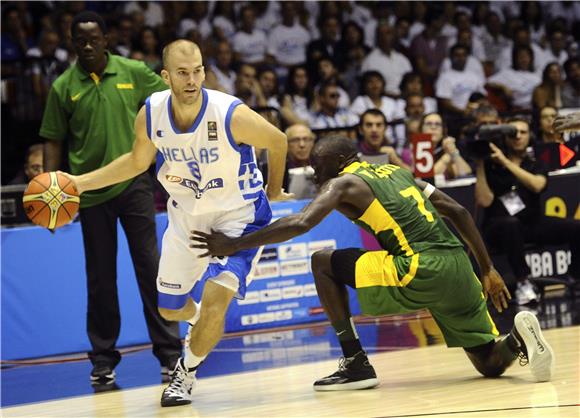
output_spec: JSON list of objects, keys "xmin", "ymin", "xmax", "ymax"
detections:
[
  {"xmin": 435, "ymin": 68, "xmax": 485, "ymax": 109},
  {"xmin": 232, "ymin": 29, "xmax": 268, "ymax": 64},
  {"xmin": 177, "ymin": 18, "xmax": 212, "ymax": 39},
  {"xmin": 350, "ymin": 95, "xmax": 399, "ymax": 121},
  {"xmin": 498, "ymin": 43, "xmax": 550, "ymax": 74},
  {"xmin": 440, "ymin": 55, "xmax": 486, "ymax": 80},
  {"xmin": 308, "ymin": 108, "xmax": 359, "ymax": 130},
  {"xmin": 267, "ymin": 23, "xmax": 311, "ymax": 66},
  {"xmin": 360, "ymin": 48, "xmax": 413, "ymax": 95},
  {"xmin": 488, "ymin": 68, "xmax": 542, "ymax": 109}
]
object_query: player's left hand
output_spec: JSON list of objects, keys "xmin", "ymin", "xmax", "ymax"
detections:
[
  {"xmin": 189, "ymin": 230, "xmax": 237, "ymax": 257},
  {"xmin": 482, "ymin": 267, "xmax": 511, "ymax": 313},
  {"xmin": 266, "ymin": 185, "xmax": 295, "ymax": 202}
]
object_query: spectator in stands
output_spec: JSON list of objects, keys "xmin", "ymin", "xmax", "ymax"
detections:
[
  {"xmin": 284, "ymin": 124, "xmax": 317, "ymax": 199},
  {"xmin": 498, "ymin": 27, "xmax": 548, "ymax": 74},
  {"xmin": 309, "ymin": 81, "xmax": 358, "ymax": 134},
  {"xmin": 410, "ymin": 8, "xmax": 448, "ymax": 92},
  {"xmin": 409, "ymin": 1, "xmax": 428, "ymax": 40},
  {"xmin": 205, "ymin": 40, "xmax": 236, "ymax": 95},
  {"xmin": 123, "ymin": 1, "xmax": 164, "ymax": 28},
  {"xmin": 137, "ymin": 27, "xmax": 162, "ymax": 73},
  {"xmin": 282, "ymin": 65, "xmax": 313, "ymax": 124},
  {"xmin": 232, "ymin": 5, "xmax": 267, "ymax": 66},
  {"xmin": 350, "ymin": 71, "xmax": 398, "ymax": 123},
  {"xmin": 520, "ymin": 2, "xmax": 545, "ymax": 45},
  {"xmin": 256, "ymin": 66, "xmax": 281, "ymax": 108},
  {"xmin": 562, "ymin": 58, "xmax": 580, "ymax": 109},
  {"xmin": 1, "ymin": 6, "xmax": 33, "ymax": 81},
  {"xmin": 394, "ymin": 17, "xmax": 412, "ymax": 56},
  {"xmin": 397, "ymin": 72, "xmax": 437, "ymax": 114},
  {"xmin": 421, "ymin": 113, "xmax": 472, "ymax": 179},
  {"xmin": 306, "ymin": 15, "xmax": 340, "ymax": 75},
  {"xmin": 441, "ymin": 28, "xmax": 486, "ymax": 80},
  {"xmin": 267, "ymin": 2, "xmax": 311, "ymax": 71},
  {"xmin": 487, "ymin": 45, "xmax": 542, "ymax": 110},
  {"xmin": 537, "ymin": 106, "xmax": 564, "ymax": 144},
  {"xmin": 436, "ymin": 45, "xmax": 486, "ymax": 118},
  {"xmin": 474, "ymin": 117, "xmax": 580, "ymax": 304},
  {"xmin": 532, "ymin": 62, "xmax": 563, "ymax": 110},
  {"xmin": 357, "ymin": 109, "xmax": 411, "ymax": 170},
  {"xmin": 211, "ymin": 1, "xmax": 236, "ymax": 41},
  {"xmin": 543, "ymin": 29, "xmax": 568, "ymax": 67},
  {"xmin": 315, "ymin": 57, "xmax": 350, "ymax": 108},
  {"xmin": 27, "ymin": 29, "xmax": 70, "ymax": 105},
  {"xmin": 234, "ymin": 63, "xmax": 259, "ymax": 107},
  {"xmin": 480, "ymin": 11, "xmax": 509, "ymax": 74},
  {"xmin": 40, "ymin": 11, "xmax": 181, "ymax": 383},
  {"xmin": 115, "ymin": 15, "xmax": 136, "ymax": 57},
  {"xmin": 55, "ymin": 10, "xmax": 75, "ymax": 60},
  {"xmin": 9, "ymin": 143, "xmax": 43, "ymax": 185},
  {"xmin": 335, "ymin": 20, "xmax": 369, "ymax": 73},
  {"xmin": 177, "ymin": 2, "xmax": 211, "ymax": 40},
  {"xmin": 451, "ymin": 13, "xmax": 487, "ymax": 63},
  {"xmin": 361, "ymin": 23, "xmax": 412, "ymax": 96}
]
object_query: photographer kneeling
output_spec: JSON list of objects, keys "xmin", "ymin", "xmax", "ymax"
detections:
[{"xmin": 474, "ymin": 118, "xmax": 580, "ymax": 305}]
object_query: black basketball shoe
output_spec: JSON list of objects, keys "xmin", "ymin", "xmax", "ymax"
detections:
[{"xmin": 313, "ymin": 351, "xmax": 379, "ymax": 391}]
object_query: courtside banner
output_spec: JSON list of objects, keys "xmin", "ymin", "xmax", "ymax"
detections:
[{"xmin": 224, "ymin": 199, "xmax": 363, "ymax": 333}]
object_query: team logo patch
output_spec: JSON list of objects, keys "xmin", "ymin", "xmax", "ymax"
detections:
[
  {"xmin": 208, "ymin": 121, "xmax": 218, "ymax": 141},
  {"xmin": 165, "ymin": 174, "xmax": 224, "ymax": 199}
]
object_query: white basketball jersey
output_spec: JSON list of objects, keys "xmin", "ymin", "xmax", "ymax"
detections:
[{"xmin": 146, "ymin": 88, "xmax": 264, "ymax": 215}]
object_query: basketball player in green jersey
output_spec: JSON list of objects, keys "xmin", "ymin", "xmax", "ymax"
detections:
[{"xmin": 191, "ymin": 136, "xmax": 555, "ymax": 389}]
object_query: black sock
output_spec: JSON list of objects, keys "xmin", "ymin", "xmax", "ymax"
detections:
[{"xmin": 332, "ymin": 318, "xmax": 364, "ymax": 358}]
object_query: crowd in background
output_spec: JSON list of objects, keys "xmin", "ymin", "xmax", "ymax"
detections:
[{"xmin": 2, "ymin": 1, "xmax": 580, "ymax": 186}]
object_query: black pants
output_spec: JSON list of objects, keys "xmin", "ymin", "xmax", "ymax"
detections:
[
  {"xmin": 79, "ymin": 173, "xmax": 181, "ymax": 367},
  {"xmin": 483, "ymin": 215, "xmax": 580, "ymax": 280}
]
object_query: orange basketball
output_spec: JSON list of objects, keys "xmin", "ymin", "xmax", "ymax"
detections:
[{"xmin": 23, "ymin": 172, "xmax": 80, "ymax": 229}]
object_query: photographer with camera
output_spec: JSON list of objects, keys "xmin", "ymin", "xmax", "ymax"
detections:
[{"xmin": 474, "ymin": 118, "xmax": 580, "ymax": 305}]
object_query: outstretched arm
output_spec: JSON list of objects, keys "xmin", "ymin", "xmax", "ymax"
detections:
[
  {"xmin": 191, "ymin": 177, "xmax": 347, "ymax": 256},
  {"xmin": 415, "ymin": 179, "xmax": 510, "ymax": 312},
  {"xmin": 63, "ymin": 106, "xmax": 157, "ymax": 194}
]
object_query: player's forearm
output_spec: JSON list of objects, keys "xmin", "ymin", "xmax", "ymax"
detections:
[
  {"xmin": 76, "ymin": 152, "xmax": 147, "ymax": 193},
  {"xmin": 265, "ymin": 143, "xmax": 287, "ymax": 196},
  {"xmin": 233, "ymin": 214, "xmax": 308, "ymax": 251}
]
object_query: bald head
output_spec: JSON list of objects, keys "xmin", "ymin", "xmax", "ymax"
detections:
[{"xmin": 162, "ymin": 39, "xmax": 201, "ymax": 69}]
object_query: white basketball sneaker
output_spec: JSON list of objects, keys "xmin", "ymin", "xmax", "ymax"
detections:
[
  {"xmin": 512, "ymin": 311, "xmax": 555, "ymax": 382},
  {"xmin": 160, "ymin": 358, "xmax": 196, "ymax": 407}
]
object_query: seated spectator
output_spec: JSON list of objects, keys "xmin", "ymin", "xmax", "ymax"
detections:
[
  {"xmin": 282, "ymin": 65, "xmax": 313, "ymax": 123},
  {"xmin": 232, "ymin": 5, "xmax": 267, "ymax": 65},
  {"xmin": 315, "ymin": 57, "xmax": 350, "ymax": 108},
  {"xmin": 205, "ymin": 40, "xmax": 236, "ymax": 95},
  {"xmin": 256, "ymin": 66, "xmax": 280, "ymax": 108},
  {"xmin": 421, "ymin": 113, "xmax": 472, "ymax": 179},
  {"xmin": 436, "ymin": 45, "xmax": 486, "ymax": 118},
  {"xmin": 309, "ymin": 81, "xmax": 358, "ymax": 135},
  {"xmin": 562, "ymin": 58, "xmax": 580, "ymax": 109},
  {"xmin": 211, "ymin": 1, "xmax": 236, "ymax": 41},
  {"xmin": 9, "ymin": 143, "xmax": 43, "ymax": 185},
  {"xmin": 306, "ymin": 15, "xmax": 340, "ymax": 75},
  {"xmin": 350, "ymin": 71, "xmax": 398, "ymax": 122},
  {"xmin": 361, "ymin": 23, "xmax": 412, "ymax": 96},
  {"xmin": 284, "ymin": 124, "xmax": 317, "ymax": 199},
  {"xmin": 497, "ymin": 26, "xmax": 549, "ymax": 74},
  {"xmin": 532, "ymin": 62, "xmax": 563, "ymax": 110},
  {"xmin": 480, "ymin": 11, "xmax": 509, "ymax": 75},
  {"xmin": 234, "ymin": 63, "xmax": 259, "ymax": 107},
  {"xmin": 357, "ymin": 109, "xmax": 411, "ymax": 170},
  {"xmin": 397, "ymin": 72, "xmax": 437, "ymax": 115},
  {"xmin": 177, "ymin": 2, "xmax": 211, "ymax": 40},
  {"xmin": 335, "ymin": 20, "xmax": 370, "ymax": 93},
  {"xmin": 137, "ymin": 27, "xmax": 162, "ymax": 72},
  {"xmin": 543, "ymin": 28, "xmax": 568, "ymax": 67},
  {"xmin": 441, "ymin": 28, "xmax": 486, "ymax": 80},
  {"xmin": 123, "ymin": 1, "xmax": 164, "ymax": 28},
  {"xmin": 266, "ymin": 3, "xmax": 310, "ymax": 71},
  {"xmin": 487, "ymin": 45, "xmax": 542, "ymax": 110},
  {"xmin": 537, "ymin": 106, "xmax": 564, "ymax": 144},
  {"xmin": 474, "ymin": 117, "xmax": 580, "ymax": 304}
]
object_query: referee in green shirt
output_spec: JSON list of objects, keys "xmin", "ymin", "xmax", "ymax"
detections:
[{"xmin": 40, "ymin": 12, "xmax": 181, "ymax": 383}]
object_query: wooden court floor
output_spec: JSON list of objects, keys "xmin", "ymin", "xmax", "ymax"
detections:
[{"xmin": 3, "ymin": 326, "xmax": 578, "ymax": 418}]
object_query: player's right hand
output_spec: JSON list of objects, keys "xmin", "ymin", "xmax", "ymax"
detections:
[
  {"xmin": 482, "ymin": 267, "xmax": 511, "ymax": 313},
  {"xmin": 266, "ymin": 185, "xmax": 295, "ymax": 202},
  {"xmin": 56, "ymin": 171, "xmax": 84, "ymax": 195}
]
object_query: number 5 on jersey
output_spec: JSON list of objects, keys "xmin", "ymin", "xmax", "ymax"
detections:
[{"xmin": 411, "ymin": 133, "xmax": 434, "ymax": 178}]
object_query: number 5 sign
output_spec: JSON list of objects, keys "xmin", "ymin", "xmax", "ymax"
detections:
[{"xmin": 411, "ymin": 133, "xmax": 434, "ymax": 178}]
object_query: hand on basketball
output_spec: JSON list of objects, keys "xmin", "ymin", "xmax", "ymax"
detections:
[
  {"xmin": 482, "ymin": 267, "xmax": 511, "ymax": 313},
  {"xmin": 553, "ymin": 112, "xmax": 580, "ymax": 132},
  {"xmin": 189, "ymin": 230, "xmax": 238, "ymax": 257},
  {"xmin": 57, "ymin": 171, "xmax": 83, "ymax": 195}
]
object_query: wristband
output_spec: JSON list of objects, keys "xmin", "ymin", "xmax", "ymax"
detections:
[{"xmin": 424, "ymin": 183, "xmax": 436, "ymax": 198}]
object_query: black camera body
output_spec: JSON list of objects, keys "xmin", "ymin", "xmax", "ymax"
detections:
[{"xmin": 466, "ymin": 124, "xmax": 518, "ymax": 159}]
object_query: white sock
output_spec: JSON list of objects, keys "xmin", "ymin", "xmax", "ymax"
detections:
[
  {"xmin": 184, "ymin": 344, "xmax": 206, "ymax": 370},
  {"xmin": 187, "ymin": 301, "xmax": 201, "ymax": 326}
]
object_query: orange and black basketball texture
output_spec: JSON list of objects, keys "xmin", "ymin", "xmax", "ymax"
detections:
[{"xmin": 23, "ymin": 172, "xmax": 79, "ymax": 229}]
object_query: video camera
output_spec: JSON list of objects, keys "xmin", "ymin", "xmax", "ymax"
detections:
[{"xmin": 466, "ymin": 124, "xmax": 518, "ymax": 159}]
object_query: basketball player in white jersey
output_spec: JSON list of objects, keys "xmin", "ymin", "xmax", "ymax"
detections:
[{"xmin": 61, "ymin": 39, "xmax": 292, "ymax": 407}]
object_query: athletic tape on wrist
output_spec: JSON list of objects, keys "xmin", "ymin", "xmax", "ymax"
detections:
[{"xmin": 424, "ymin": 183, "xmax": 436, "ymax": 199}]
